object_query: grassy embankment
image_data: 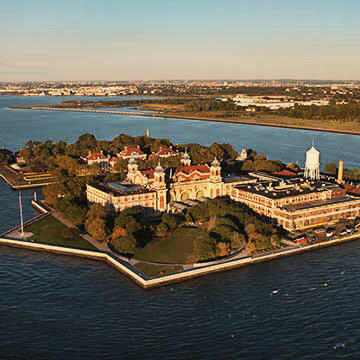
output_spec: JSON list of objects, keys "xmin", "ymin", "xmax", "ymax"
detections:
[
  {"xmin": 134, "ymin": 226, "xmax": 206, "ymax": 264},
  {"xmin": 25, "ymin": 215, "xmax": 97, "ymax": 251},
  {"xmin": 134, "ymin": 262, "xmax": 183, "ymax": 277}
]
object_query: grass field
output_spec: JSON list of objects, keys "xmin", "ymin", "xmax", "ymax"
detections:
[
  {"xmin": 134, "ymin": 262, "xmax": 183, "ymax": 277},
  {"xmin": 134, "ymin": 226, "xmax": 206, "ymax": 264},
  {"xmin": 25, "ymin": 215, "xmax": 98, "ymax": 251}
]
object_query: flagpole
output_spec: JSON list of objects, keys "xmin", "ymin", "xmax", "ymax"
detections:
[{"xmin": 19, "ymin": 190, "xmax": 24, "ymax": 236}]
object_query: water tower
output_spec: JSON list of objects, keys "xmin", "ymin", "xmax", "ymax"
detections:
[{"xmin": 304, "ymin": 145, "xmax": 320, "ymax": 180}]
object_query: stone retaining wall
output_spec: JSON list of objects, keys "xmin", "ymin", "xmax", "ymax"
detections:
[{"xmin": 1, "ymin": 232, "xmax": 360, "ymax": 289}]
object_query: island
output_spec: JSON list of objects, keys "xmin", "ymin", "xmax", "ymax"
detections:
[{"xmin": 2, "ymin": 132, "xmax": 360, "ymax": 287}]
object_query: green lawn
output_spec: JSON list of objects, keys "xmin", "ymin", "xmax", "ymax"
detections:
[
  {"xmin": 25, "ymin": 215, "xmax": 98, "ymax": 251},
  {"xmin": 134, "ymin": 226, "xmax": 207, "ymax": 264},
  {"xmin": 134, "ymin": 262, "xmax": 183, "ymax": 277}
]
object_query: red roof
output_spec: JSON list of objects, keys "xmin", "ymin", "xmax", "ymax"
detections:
[
  {"xmin": 141, "ymin": 169, "xmax": 155, "ymax": 179},
  {"xmin": 87, "ymin": 152, "xmax": 107, "ymax": 160},
  {"xmin": 344, "ymin": 184, "xmax": 360, "ymax": 194},
  {"xmin": 119, "ymin": 146, "xmax": 145, "ymax": 156},
  {"xmin": 175, "ymin": 164, "xmax": 210, "ymax": 175},
  {"xmin": 156, "ymin": 146, "xmax": 178, "ymax": 156},
  {"xmin": 272, "ymin": 169, "xmax": 297, "ymax": 177}
]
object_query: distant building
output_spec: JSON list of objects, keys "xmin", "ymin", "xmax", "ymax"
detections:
[
  {"xmin": 236, "ymin": 148, "xmax": 248, "ymax": 161},
  {"xmin": 149, "ymin": 146, "xmax": 179, "ymax": 159},
  {"xmin": 85, "ymin": 151, "xmax": 109, "ymax": 171},
  {"xmin": 118, "ymin": 146, "xmax": 147, "ymax": 160}
]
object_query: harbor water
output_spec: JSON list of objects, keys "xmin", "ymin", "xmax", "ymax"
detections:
[{"xmin": 1, "ymin": 96, "xmax": 360, "ymax": 359}]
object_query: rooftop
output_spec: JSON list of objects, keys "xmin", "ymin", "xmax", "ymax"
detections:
[
  {"xmin": 90, "ymin": 182, "xmax": 153, "ymax": 196},
  {"xmin": 282, "ymin": 196, "xmax": 359, "ymax": 212},
  {"xmin": 222, "ymin": 174, "xmax": 255, "ymax": 183},
  {"xmin": 87, "ymin": 151, "xmax": 107, "ymax": 160},
  {"xmin": 235, "ymin": 178, "xmax": 342, "ymax": 199},
  {"xmin": 175, "ymin": 164, "xmax": 210, "ymax": 175}
]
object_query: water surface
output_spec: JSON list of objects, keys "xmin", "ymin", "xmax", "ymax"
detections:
[{"xmin": 1, "ymin": 96, "xmax": 360, "ymax": 359}]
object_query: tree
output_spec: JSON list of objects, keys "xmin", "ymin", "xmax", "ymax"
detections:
[
  {"xmin": 56, "ymin": 200, "xmax": 87, "ymax": 227},
  {"xmin": 85, "ymin": 217, "xmax": 109, "ymax": 242},
  {"xmin": 75, "ymin": 133, "xmax": 97, "ymax": 156},
  {"xmin": 245, "ymin": 239, "xmax": 256, "ymax": 255},
  {"xmin": 230, "ymin": 232, "xmax": 245, "ymax": 251},
  {"xmin": 217, "ymin": 242, "xmax": 230, "ymax": 257},
  {"xmin": 0, "ymin": 149, "xmax": 15, "ymax": 164},
  {"xmin": 245, "ymin": 223, "xmax": 256, "ymax": 236},
  {"xmin": 87, "ymin": 203, "xmax": 107, "ymax": 220},
  {"xmin": 42, "ymin": 182, "xmax": 67, "ymax": 206},
  {"xmin": 193, "ymin": 235, "xmax": 217, "ymax": 261},
  {"xmin": 111, "ymin": 233, "xmax": 137, "ymax": 254},
  {"xmin": 155, "ymin": 222, "xmax": 170, "ymax": 238},
  {"xmin": 325, "ymin": 162, "xmax": 337, "ymax": 175},
  {"xmin": 112, "ymin": 226, "xmax": 127, "ymax": 239}
]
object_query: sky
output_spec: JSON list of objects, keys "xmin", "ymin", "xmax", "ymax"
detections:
[{"xmin": 1, "ymin": 0, "xmax": 360, "ymax": 81}]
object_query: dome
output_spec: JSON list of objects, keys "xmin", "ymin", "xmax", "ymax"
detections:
[
  {"xmin": 183, "ymin": 150, "xmax": 190, "ymax": 159},
  {"xmin": 155, "ymin": 161, "xmax": 164, "ymax": 173},
  {"xmin": 211, "ymin": 157, "xmax": 220, "ymax": 167}
]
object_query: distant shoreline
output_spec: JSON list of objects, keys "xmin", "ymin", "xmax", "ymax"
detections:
[{"xmin": 11, "ymin": 105, "xmax": 360, "ymax": 137}]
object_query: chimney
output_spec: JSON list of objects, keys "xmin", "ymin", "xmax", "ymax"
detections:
[{"xmin": 337, "ymin": 160, "xmax": 344, "ymax": 184}]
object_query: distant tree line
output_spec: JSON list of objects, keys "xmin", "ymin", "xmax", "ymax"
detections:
[
  {"xmin": 278, "ymin": 101, "xmax": 360, "ymax": 122},
  {"xmin": 325, "ymin": 162, "xmax": 360, "ymax": 181}
]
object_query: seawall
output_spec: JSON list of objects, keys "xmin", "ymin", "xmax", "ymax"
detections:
[{"xmin": 1, "ymin": 231, "xmax": 360, "ymax": 289}]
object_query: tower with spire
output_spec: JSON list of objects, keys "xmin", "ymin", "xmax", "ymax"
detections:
[
  {"xmin": 127, "ymin": 157, "xmax": 138, "ymax": 180},
  {"xmin": 210, "ymin": 157, "xmax": 221, "ymax": 182},
  {"xmin": 152, "ymin": 160, "xmax": 167, "ymax": 212},
  {"xmin": 181, "ymin": 150, "xmax": 191, "ymax": 166},
  {"xmin": 209, "ymin": 157, "xmax": 222, "ymax": 198}
]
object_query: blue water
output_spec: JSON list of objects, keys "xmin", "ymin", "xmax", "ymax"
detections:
[{"xmin": 1, "ymin": 96, "xmax": 360, "ymax": 359}]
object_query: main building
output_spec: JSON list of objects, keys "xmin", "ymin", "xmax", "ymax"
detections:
[{"xmin": 86, "ymin": 145, "xmax": 360, "ymax": 232}]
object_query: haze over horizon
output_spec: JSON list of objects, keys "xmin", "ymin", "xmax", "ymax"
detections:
[{"xmin": 2, "ymin": 0, "xmax": 359, "ymax": 81}]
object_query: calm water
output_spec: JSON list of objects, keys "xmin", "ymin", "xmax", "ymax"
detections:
[{"xmin": 1, "ymin": 96, "xmax": 360, "ymax": 359}]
